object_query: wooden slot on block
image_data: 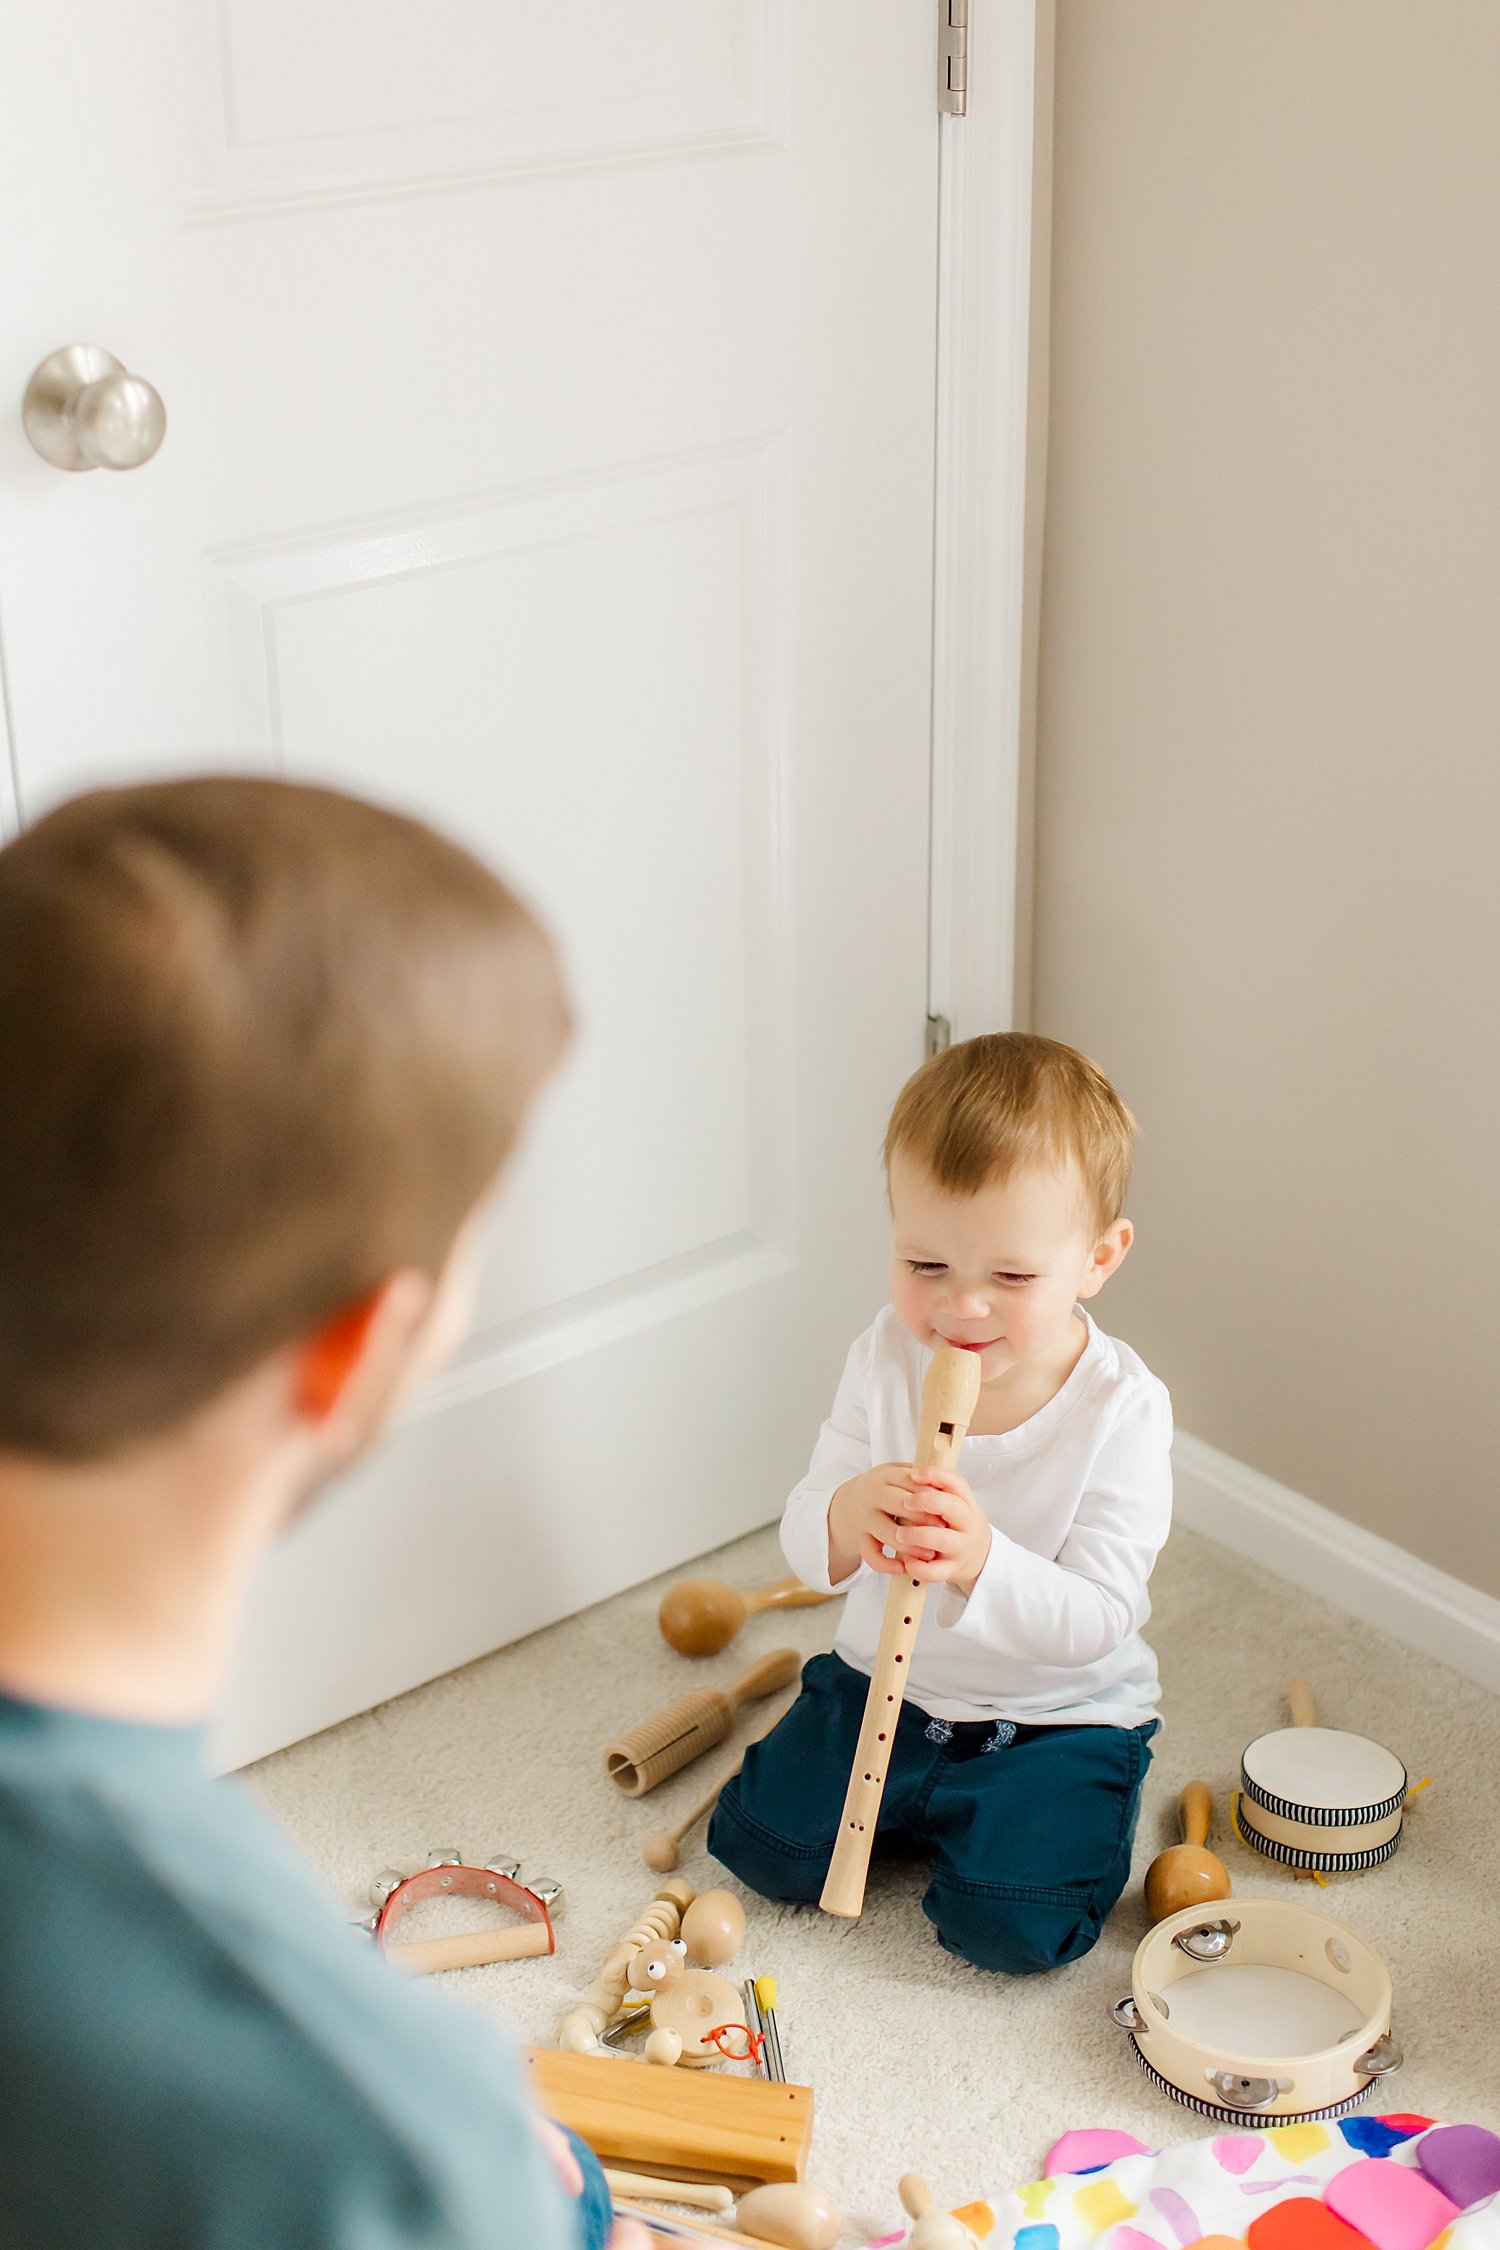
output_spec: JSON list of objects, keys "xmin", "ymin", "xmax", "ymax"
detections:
[{"xmin": 525, "ymin": 2046, "xmax": 814, "ymax": 2190}]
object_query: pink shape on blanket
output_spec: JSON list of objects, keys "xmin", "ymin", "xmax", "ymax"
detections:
[
  {"xmin": 1323, "ymin": 2158, "xmax": 1460, "ymax": 2250},
  {"xmin": 1044, "ymin": 2129, "xmax": 1152, "ymax": 2176},
  {"xmin": 1213, "ymin": 2137, "xmax": 1267, "ymax": 2176}
]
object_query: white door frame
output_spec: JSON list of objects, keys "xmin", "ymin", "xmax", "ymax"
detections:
[{"xmin": 928, "ymin": 0, "xmax": 1047, "ymax": 1044}]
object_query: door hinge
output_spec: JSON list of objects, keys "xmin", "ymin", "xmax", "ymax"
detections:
[
  {"xmin": 925, "ymin": 1013, "xmax": 952, "ymax": 1059},
  {"xmin": 938, "ymin": 0, "xmax": 969, "ymax": 116}
]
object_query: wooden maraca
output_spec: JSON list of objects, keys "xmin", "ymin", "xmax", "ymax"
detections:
[
  {"xmin": 658, "ymin": 1574, "xmax": 833, "ymax": 1657},
  {"xmin": 736, "ymin": 2182, "xmax": 843, "ymax": 2250},
  {"xmin": 1143, "ymin": 1779, "xmax": 1232, "ymax": 1923}
]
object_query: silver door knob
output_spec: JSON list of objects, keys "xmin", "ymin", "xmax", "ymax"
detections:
[{"xmin": 22, "ymin": 344, "xmax": 167, "ymax": 473}]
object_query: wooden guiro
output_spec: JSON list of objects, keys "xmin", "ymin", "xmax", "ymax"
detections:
[
  {"xmin": 1143, "ymin": 1779, "xmax": 1232, "ymax": 1924},
  {"xmin": 819, "ymin": 1346, "xmax": 982, "ymax": 1920},
  {"xmin": 605, "ymin": 1647, "xmax": 801, "ymax": 1797},
  {"xmin": 658, "ymin": 1574, "xmax": 834, "ymax": 1657}
]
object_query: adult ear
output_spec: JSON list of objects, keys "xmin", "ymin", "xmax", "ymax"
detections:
[
  {"xmin": 1077, "ymin": 1217, "xmax": 1133, "ymax": 1301},
  {"xmin": 292, "ymin": 1274, "xmax": 435, "ymax": 1423}
]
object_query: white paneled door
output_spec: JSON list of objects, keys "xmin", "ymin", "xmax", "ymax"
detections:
[{"xmin": 0, "ymin": 4, "xmax": 942, "ymax": 1765}]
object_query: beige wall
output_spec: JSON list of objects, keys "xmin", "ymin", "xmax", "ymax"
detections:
[{"xmin": 1031, "ymin": 2, "xmax": 1500, "ymax": 1593}]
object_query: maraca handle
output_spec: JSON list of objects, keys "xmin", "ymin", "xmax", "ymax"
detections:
[
  {"xmin": 747, "ymin": 1577, "xmax": 835, "ymax": 1614},
  {"xmin": 1179, "ymin": 1779, "xmax": 1214, "ymax": 1847}
]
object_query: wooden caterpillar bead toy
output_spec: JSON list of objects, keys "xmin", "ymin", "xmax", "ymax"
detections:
[
  {"xmin": 626, "ymin": 1888, "xmax": 750, "ymax": 2068},
  {"xmin": 555, "ymin": 1877, "xmax": 695, "ymax": 2054}
]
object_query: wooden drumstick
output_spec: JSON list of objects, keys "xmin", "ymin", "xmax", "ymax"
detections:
[
  {"xmin": 605, "ymin": 1648, "xmax": 801, "ymax": 1797},
  {"xmin": 601, "ymin": 2169, "xmax": 732, "ymax": 2213},
  {"xmin": 820, "ymin": 1347, "xmax": 982, "ymax": 1919},
  {"xmin": 643, "ymin": 1696, "xmax": 795, "ymax": 1870},
  {"xmin": 658, "ymin": 1574, "xmax": 834, "ymax": 1658},
  {"xmin": 1288, "ymin": 1677, "xmax": 1318, "ymax": 1727},
  {"xmin": 386, "ymin": 1922, "xmax": 552, "ymax": 1975},
  {"xmin": 1143, "ymin": 1780, "xmax": 1232, "ymax": 1924}
]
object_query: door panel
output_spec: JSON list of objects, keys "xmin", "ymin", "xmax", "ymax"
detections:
[{"xmin": 0, "ymin": 2, "xmax": 939, "ymax": 1767}]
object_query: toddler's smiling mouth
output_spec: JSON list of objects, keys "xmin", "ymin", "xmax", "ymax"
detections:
[{"xmin": 940, "ymin": 1334, "xmax": 1002, "ymax": 1352}]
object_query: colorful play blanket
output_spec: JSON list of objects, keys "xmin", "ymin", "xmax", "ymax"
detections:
[{"xmin": 867, "ymin": 2115, "xmax": 1500, "ymax": 2249}]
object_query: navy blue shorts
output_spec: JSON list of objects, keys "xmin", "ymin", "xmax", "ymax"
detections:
[{"xmin": 708, "ymin": 1650, "xmax": 1156, "ymax": 1976}]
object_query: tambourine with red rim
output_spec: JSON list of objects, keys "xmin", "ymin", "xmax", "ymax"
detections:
[{"xmin": 353, "ymin": 1847, "xmax": 563, "ymax": 1976}]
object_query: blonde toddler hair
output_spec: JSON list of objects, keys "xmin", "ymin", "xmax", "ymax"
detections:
[{"xmin": 884, "ymin": 1032, "xmax": 1135, "ymax": 1236}]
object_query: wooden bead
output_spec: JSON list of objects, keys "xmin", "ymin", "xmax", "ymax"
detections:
[{"xmin": 681, "ymin": 1888, "xmax": 745, "ymax": 1968}]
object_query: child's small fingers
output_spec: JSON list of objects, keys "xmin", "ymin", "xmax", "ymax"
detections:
[
  {"xmin": 904, "ymin": 1525, "xmax": 959, "ymax": 1559},
  {"xmin": 913, "ymin": 1464, "xmax": 961, "ymax": 1486},
  {"xmin": 860, "ymin": 1533, "xmax": 903, "ymax": 1575}
]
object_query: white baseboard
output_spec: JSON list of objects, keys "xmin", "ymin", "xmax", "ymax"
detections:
[{"xmin": 1172, "ymin": 1429, "xmax": 1500, "ymax": 1698}]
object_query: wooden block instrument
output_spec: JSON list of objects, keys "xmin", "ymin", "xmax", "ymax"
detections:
[
  {"xmin": 819, "ymin": 1345, "xmax": 981, "ymax": 1919},
  {"xmin": 605, "ymin": 1647, "xmax": 801, "ymax": 1797},
  {"xmin": 525, "ymin": 2044, "xmax": 814, "ymax": 2190}
]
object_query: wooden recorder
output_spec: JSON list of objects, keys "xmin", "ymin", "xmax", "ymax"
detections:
[{"xmin": 819, "ymin": 1345, "xmax": 981, "ymax": 1920}]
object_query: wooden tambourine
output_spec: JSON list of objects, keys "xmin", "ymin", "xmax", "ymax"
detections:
[
  {"xmin": 1113, "ymin": 1897, "xmax": 1403, "ymax": 2126},
  {"xmin": 1236, "ymin": 1679, "xmax": 1408, "ymax": 1875}
]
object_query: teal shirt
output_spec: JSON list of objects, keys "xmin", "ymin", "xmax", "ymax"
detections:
[{"xmin": 0, "ymin": 1688, "xmax": 575, "ymax": 2250}]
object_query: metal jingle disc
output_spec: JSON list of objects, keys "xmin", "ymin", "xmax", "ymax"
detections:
[{"xmin": 1126, "ymin": 2034, "xmax": 1378, "ymax": 2128}]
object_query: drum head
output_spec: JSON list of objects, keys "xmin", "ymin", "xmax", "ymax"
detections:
[
  {"xmin": 1165, "ymin": 1964, "xmax": 1364, "ymax": 2058},
  {"xmin": 1241, "ymin": 1725, "xmax": 1406, "ymax": 1827}
]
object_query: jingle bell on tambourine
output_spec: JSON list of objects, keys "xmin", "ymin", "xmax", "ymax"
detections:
[{"xmin": 353, "ymin": 1848, "xmax": 563, "ymax": 1976}]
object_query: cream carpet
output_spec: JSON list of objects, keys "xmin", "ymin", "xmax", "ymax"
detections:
[{"xmin": 246, "ymin": 1521, "xmax": 1500, "ymax": 2245}]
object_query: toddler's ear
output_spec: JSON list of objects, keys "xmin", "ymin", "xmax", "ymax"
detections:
[{"xmin": 1078, "ymin": 1218, "xmax": 1133, "ymax": 1299}]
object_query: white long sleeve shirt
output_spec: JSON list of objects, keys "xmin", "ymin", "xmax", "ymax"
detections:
[{"xmin": 780, "ymin": 1306, "xmax": 1173, "ymax": 1729}]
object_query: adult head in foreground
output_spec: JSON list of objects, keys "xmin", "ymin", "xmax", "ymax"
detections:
[{"xmin": 0, "ymin": 776, "xmax": 646, "ymax": 2250}]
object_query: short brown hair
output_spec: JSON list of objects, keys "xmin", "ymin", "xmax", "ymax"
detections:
[
  {"xmin": 0, "ymin": 777, "xmax": 568, "ymax": 1458},
  {"xmin": 883, "ymin": 1032, "xmax": 1135, "ymax": 1234}
]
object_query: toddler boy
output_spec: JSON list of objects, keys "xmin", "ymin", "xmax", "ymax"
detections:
[{"xmin": 709, "ymin": 1033, "xmax": 1172, "ymax": 1974}]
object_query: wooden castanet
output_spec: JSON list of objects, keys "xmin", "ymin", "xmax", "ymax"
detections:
[
  {"xmin": 819, "ymin": 1347, "xmax": 982, "ymax": 1919},
  {"xmin": 606, "ymin": 1648, "xmax": 801, "ymax": 1797},
  {"xmin": 386, "ymin": 1921, "xmax": 552, "ymax": 1975},
  {"xmin": 526, "ymin": 2044, "xmax": 814, "ymax": 2189},
  {"xmin": 659, "ymin": 1574, "xmax": 833, "ymax": 1658},
  {"xmin": 1143, "ymin": 1779, "xmax": 1232, "ymax": 1924}
]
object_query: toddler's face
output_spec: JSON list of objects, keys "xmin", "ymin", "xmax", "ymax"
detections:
[{"xmin": 886, "ymin": 1150, "xmax": 1130, "ymax": 1385}]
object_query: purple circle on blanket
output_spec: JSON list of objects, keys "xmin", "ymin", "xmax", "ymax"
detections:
[{"xmin": 1417, "ymin": 2124, "xmax": 1500, "ymax": 2211}]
